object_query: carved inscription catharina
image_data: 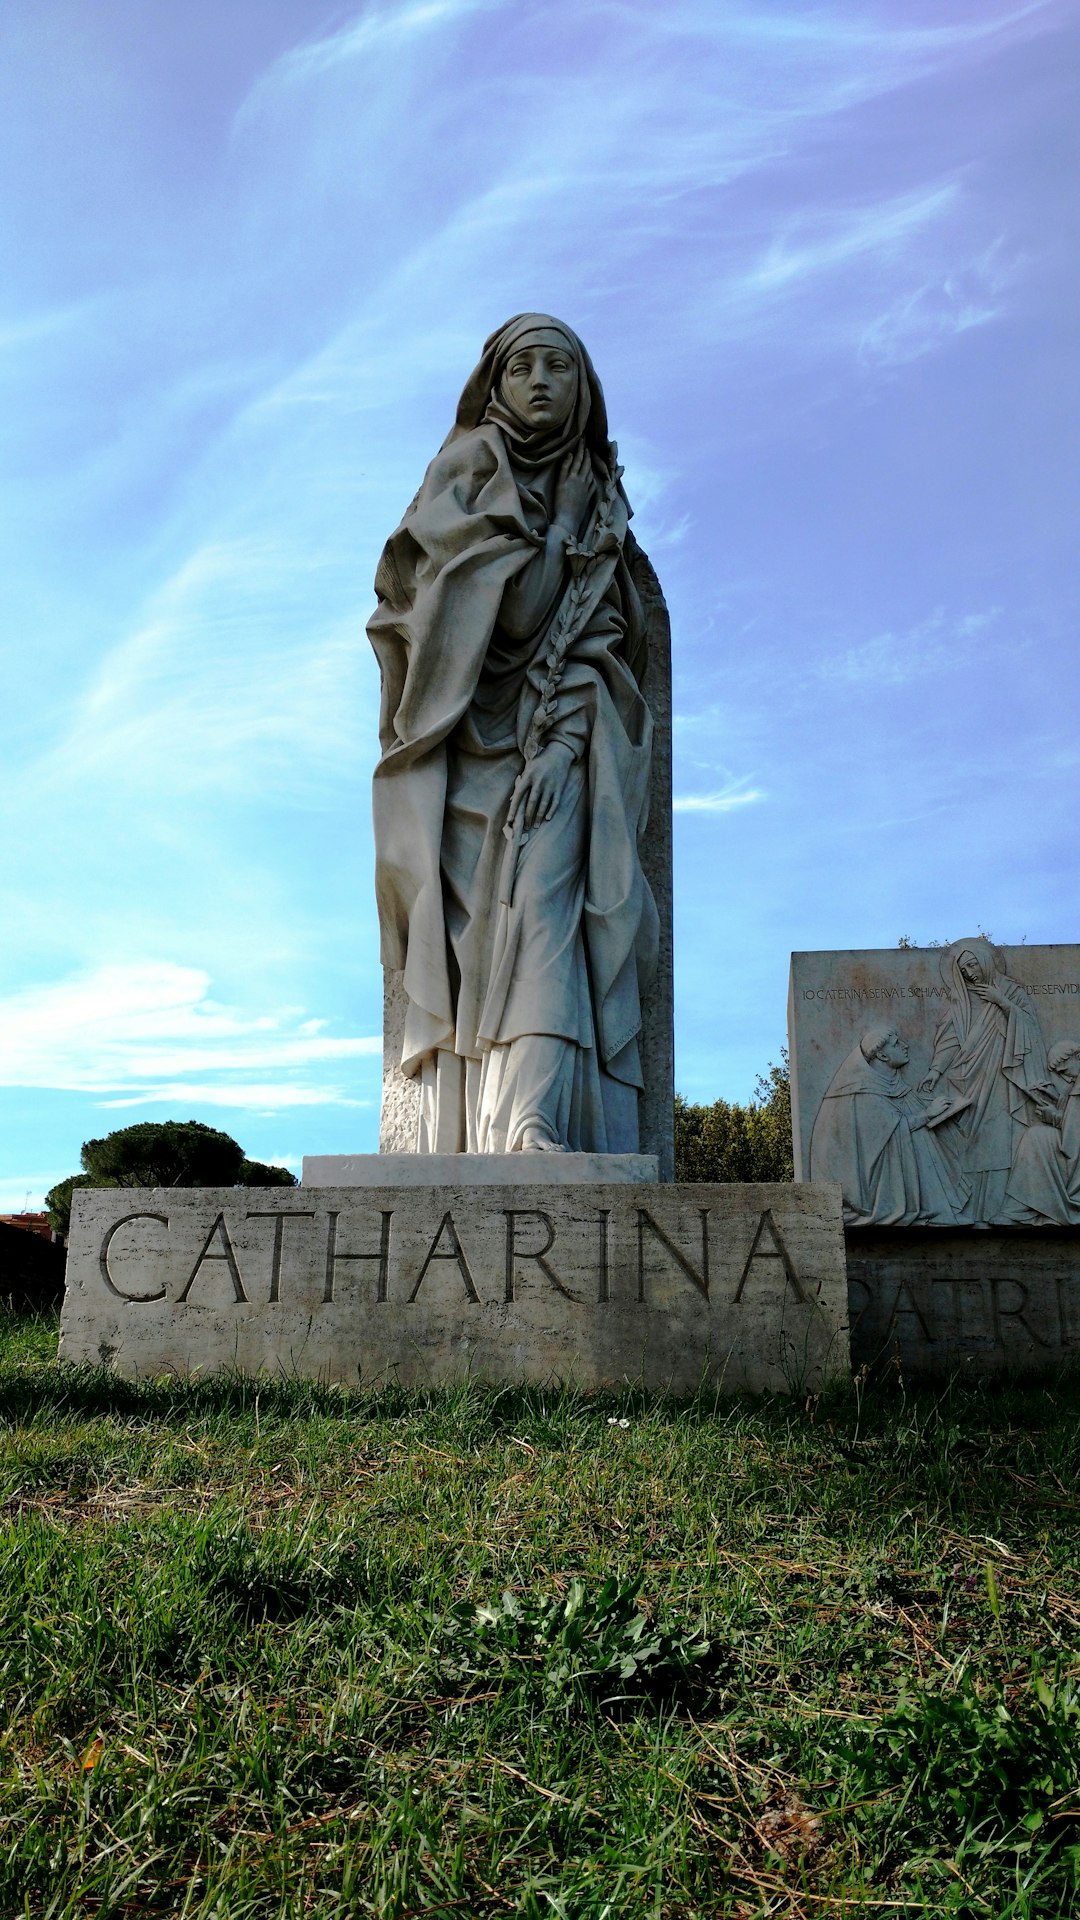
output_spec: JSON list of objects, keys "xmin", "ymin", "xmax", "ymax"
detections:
[{"xmin": 93, "ymin": 1201, "xmax": 822, "ymax": 1312}]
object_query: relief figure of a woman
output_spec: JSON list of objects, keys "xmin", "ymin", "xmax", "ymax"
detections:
[{"xmin": 919, "ymin": 936, "xmax": 1053, "ymax": 1224}]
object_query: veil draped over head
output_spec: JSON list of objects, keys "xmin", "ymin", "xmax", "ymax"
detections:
[
  {"xmin": 942, "ymin": 936, "xmax": 1008, "ymax": 1036},
  {"xmin": 817, "ymin": 1037, "xmax": 905, "ymax": 1104},
  {"xmin": 449, "ymin": 312, "xmax": 616, "ymax": 477}
]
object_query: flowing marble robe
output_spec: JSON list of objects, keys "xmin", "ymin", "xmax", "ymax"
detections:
[
  {"xmin": 809, "ymin": 1042, "xmax": 956, "ymax": 1225},
  {"xmin": 1005, "ymin": 1072, "xmax": 1080, "ymax": 1225},
  {"xmin": 368, "ymin": 317, "xmax": 659, "ymax": 1153},
  {"xmin": 926, "ymin": 939, "xmax": 1051, "ymax": 1224}
]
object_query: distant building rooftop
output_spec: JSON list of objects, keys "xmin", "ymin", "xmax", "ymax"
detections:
[{"xmin": 0, "ymin": 1212, "xmax": 54, "ymax": 1241}]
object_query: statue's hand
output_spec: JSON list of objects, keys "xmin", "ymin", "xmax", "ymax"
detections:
[
  {"xmin": 918, "ymin": 1072, "xmax": 939, "ymax": 1095},
  {"xmin": 971, "ymin": 983, "xmax": 1008, "ymax": 1009},
  {"xmin": 553, "ymin": 442, "xmax": 596, "ymax": 535},
  {"xmin": 508, "ymin": 742, "xmax": 574, "ymax": 834}
]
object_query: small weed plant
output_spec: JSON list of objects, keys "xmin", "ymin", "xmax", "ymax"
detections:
[{"xmin": 441, "ymin": 1576, "xmax": 713, "ymax": 1710}]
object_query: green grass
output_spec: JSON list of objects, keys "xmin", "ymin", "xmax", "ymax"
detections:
[{"xmin": 1, "ymin": 1313, "xmax": 1079, "ymax": 1917}]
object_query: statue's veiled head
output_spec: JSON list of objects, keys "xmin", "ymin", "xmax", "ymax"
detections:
[
  {"xmin": 497, "ymin": 325, "xmax": 579, "ymax": 434},
  {"xmin": 942, "ymin": 935, "xmax": 1006, "ymax": 998},
  {"xmin": 1049, "ymin": 1040, "xmax": 1080, "ymax": 1081},
  {"xmin": 451, "ymin": 313, "xmax": 612, "ymax": 472},
  {"xmin": 957, "ymin": 949, "xmax": 987, "ymax": 985}
]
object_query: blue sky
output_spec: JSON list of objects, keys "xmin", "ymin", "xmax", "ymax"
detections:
[{"xmin": 1, "ymin": 0, "xmax": 1077, "ymax": 1207}]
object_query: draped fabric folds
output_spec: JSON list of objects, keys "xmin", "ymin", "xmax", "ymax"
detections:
[
  {"xmin": 1005, "ymin": 1088, "xmax": 1080, "ymax": 1224},
  {"xmin": 809, "ymin": 1043, "xmax": 955, "ymax": 1226},
  {"xmin": 368, "ymin": 315, "xmax": 659, "ymax": 1152},
  {"xmin": 926, "ymin": 937, "xmax": 1051, "ymax": 1224}
]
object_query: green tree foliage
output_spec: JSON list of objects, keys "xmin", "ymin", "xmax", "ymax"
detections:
[
  {"xmin": 45, "ymin": 1121, "xmax": 297, "ymax": 1235},
  {"xmin": 674, "ymin": 1053, "xmax": 793, "ymax": 1183},
  {"xmin": 80, "ymin": 1119, "xmax": 245, "ymax": 1188}
]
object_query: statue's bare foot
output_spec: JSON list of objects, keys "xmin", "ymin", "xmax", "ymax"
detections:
[{"xmin": 519, "ymin": 1128, "xmax": 566, "ymax": 1152}]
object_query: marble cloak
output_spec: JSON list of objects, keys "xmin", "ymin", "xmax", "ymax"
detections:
[
  {"xmin": 809, "ymin": 1044, "xmax": 955, "ymax": 1226},
  {"xmin": 367, "ymin": 417, "xmax": 659, "ymax": 1132},
  {"xmin": 1005, "ymin": 1084, "xmax": 1080, "ymax": 1225},
  {"xmin": 927, "ymin": 940, "xmax": 1050, "ymax": 1219}
]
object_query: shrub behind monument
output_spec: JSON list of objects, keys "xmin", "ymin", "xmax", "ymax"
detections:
[{"xmin": 674, "ymin": 1056, "xmax": 793, "ymax": 1184}]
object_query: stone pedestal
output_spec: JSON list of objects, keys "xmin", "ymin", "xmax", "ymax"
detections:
[
  {"xmin": 302, "ymin": 1153, "xmax": 658, "ymax": 1187},
  {"xmin": 847, "ymin": 1226, "xmax": 1080, "ymax": 1378},
  {"xmin": 60, "ymin": 1181, "xmax": 847, "ymax": 1396}
]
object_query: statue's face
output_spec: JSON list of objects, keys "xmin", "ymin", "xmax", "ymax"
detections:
[
  {"xmin": 958, "ymin": 952, "xmax": 983, "ymax": 984},
  {"xmin": 877, "ymin": 1030, "xmax": 909, "ymax": 1068},
  {"xmin": 500, "ymin": 343, "xmax": 577, "ymax": 430}
]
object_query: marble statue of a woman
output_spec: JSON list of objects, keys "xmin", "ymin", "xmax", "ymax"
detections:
[{"xmin": 368, "ymin": 314, "xmax": 661, "ymax": 1154}]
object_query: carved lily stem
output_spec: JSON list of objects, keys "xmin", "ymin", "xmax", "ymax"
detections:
[{"xmin": 522, "ymin": 449, "xmax": 622, "ymax": 766}]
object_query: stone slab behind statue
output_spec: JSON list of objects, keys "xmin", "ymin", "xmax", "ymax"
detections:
[
  {"xmin": 789, "ymin": 942, "xmax": 1080, "ymax": 1228},
  {"xmin": 379, "ymin": 569, "xmax": 675, "ymax": 1178},
  {"xmin": 60, "ymin": 1181, "xmax": 846, "ymax": 1395}
]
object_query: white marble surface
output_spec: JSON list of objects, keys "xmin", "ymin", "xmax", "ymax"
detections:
[
  {"xmin": 302, "ymin": 1152, "xmax": 659, "ymax": 1187},
  {"xmin": 371, "ymin": 319, "xmax": 674, "ymax": 1173}
]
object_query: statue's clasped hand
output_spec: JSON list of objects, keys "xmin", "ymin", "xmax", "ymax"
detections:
[
  {"xmin": 508, "ymin": 741, "xmax": 574, "ymax": 834},
  {"xmin": 970, "ymin": 983, "xmax": 1009, "ymax": 1009}
]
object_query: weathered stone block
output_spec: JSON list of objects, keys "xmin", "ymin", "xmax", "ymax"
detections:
[
  {"xmin": 60, "ymin": 1182, "xmax": 848, "ymax": 1395},
  {"xmin": 847, "ymin": 1227, "xmax": 1080, "ymax": 1378}
]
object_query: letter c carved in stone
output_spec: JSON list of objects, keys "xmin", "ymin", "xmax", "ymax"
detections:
[{"xmin": 99, "ymin": 1212, "xmax": 169, "ymax": 1302}]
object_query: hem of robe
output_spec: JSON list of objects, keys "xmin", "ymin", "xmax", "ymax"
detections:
[{"xmin": 416, "ymin": 1032, "xmax": 638, "ymax": 1154}]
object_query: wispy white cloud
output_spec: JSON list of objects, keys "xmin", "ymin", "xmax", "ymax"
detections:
[
  {"xmin": 243, "ymin": 0, "xmax": 497, "ymax": 104},
  {"xmin": 0, "ymin": 295, "xmax": 113, "ymax": 356},
  {"xmin": 14, "ymin": 0, "xmax": 1039, "ymax": 837},
  {"xmin": 673, "ymin": 784, "xmax": 765, "ymax": 814},
  {"xmin": 0, "ymin": 962, "xmax": 380, "ymax": 1096},
  {"xmin": 716, "ymin": 3, "xmax": 1052, "ymax": 57},
  {"xmin": 741, "ymin": 185, "xmax": 959, "ymax": 299},
  {"xmin": 23, "ymin": 542, "xmax": 372, "ymax": 808},
  {"xmin": 220, "ymin": 0, "xmax": 1047, "ymax": 419},
  {"xmin": 859, "ymin": 237, "xmax": 1025, "ymax": 366},
  {"xmin": 817, "ymin": 606, "xmax": 1002, "ymax": 687},
  {"xmin": 691, "ymin": 178, "xmax": 1029, "ymax": 376},
  {"xmin": 97, "ymin": 1083, "xmax": 370, "ymax": 1111}
]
